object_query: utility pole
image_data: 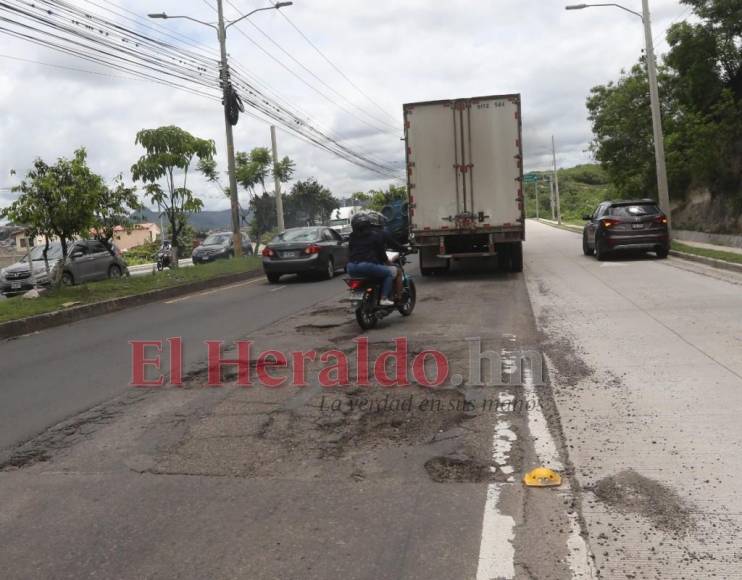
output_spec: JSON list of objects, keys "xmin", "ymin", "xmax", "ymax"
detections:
[
  {"xmin": 215, "ymin": 0, "xmax": 242, "ymax": 256},
  {"xmin": 642, "ymin": 0, "xmax": 672, "ymax": 233},
  {"xmin": 148, "ymin": 2, "xmax": 292, "ymax": 257},
  {"xmin": 549, "ymin": 175, "xmax": 555, "ymax": 221},
  {"xmin": 270, "ymin": 125, "xmax": 285, "ymax": 232},
  {"xmin": 551, "ymin": 136, "xmax": 562, "ymax": 224}
]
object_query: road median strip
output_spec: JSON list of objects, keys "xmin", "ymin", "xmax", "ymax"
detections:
[{"xmin": 0, "ymin": 258, "xmax": 263, "ymax": 340}]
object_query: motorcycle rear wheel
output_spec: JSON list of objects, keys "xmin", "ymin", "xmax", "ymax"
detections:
[
  {"xmin": 355, "ymin": 293, "xmax": 378, "ymax": 330},
  {"xmin": 397, "ymin": 279, "xmax": 416, "ymax": 316}
]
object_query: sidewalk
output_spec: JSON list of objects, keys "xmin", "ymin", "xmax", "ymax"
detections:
[{"xmin": 676, "ymin": 238, "xmax": 742, "ymax": 255}]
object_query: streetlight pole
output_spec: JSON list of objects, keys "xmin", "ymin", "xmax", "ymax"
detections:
[
  {"xmin": 148, "ymin": 2, "xmax": 293, "ymax": 256},
  {"xmin": 565, "ymin": 1, "xmax": 672, "ymax": 233}
]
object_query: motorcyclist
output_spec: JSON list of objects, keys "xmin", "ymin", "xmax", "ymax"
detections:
[{"xmin": 347, "ymin": 211, "xmax": 406, "ymax": 307}]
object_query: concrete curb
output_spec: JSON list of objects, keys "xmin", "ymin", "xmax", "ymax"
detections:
[
  {"xmin": 535, "ymin": 218, "xmax": 742, "ymax": 275},
  {"xmin": 0, "ymin": 268, "xmax": 264, "ymax": 340},
  {"xmin": 535, "ymin": 219, "xmax": 583, "ymax": 233},
  {"xmin": 669, "ymin": 250, "xmax": 742, "ymax": 275}
]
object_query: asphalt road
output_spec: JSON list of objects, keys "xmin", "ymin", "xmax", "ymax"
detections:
[
  {"xmin": 0, "ymin": 270, "xmax": 348, "ymax": 455},
  {"xmin": 3, "ymin": 222, "xmax": 742, "ymax": 578}
]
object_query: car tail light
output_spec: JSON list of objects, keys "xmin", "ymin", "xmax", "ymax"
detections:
[
  {"xmin": 345, "ymin": 279, "xmax": 365, "ymax": 290},
  {"xmin": 261, "ymin": 247, "xmax": 274, "ymax": 257},
  {"xmin": 304, "ymin": 244, "xmax": 321, "ymax": 255},
  {"xmin": 601, "ymin": 218, "xmax": 620, "ymax": 229},
  {"xmin": 655, "ymin": 215, "xmax": 668, "ymax": 225}
]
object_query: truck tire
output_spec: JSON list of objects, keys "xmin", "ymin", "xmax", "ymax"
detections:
[
  {"xmin": 419, "ymin": 253, "xmax": 432, "ymax": 276},
  {"xmin": 497, "ymin": 246, "xmax": 511, "ymax": 271},
  {"xmin": 510, "ymin": 242, "xmax": 523, "ymax": 273}
]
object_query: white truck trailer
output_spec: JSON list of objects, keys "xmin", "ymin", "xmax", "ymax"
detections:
[{"xmin": 403, "ymin": 94, "xmax": 525, "ymax": 274}]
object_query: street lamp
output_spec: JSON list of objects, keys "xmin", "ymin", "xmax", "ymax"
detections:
[
  {"xmin": 149, "ymin": 1, "xmax": 293, "ymax": 256},
  {"xmin": 565, "ymin": 1, "xmax": 672, "ymax": 233}
]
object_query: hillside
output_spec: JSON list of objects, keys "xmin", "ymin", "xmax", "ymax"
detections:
[
  {"xmin": 525, "ymin": 164, "xmax": 612, "ymax": 223},
  {"xmin": 134, "ymin": 207, "xmax": 253, "ymax": 232}
]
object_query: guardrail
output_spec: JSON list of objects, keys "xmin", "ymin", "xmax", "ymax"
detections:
[{"xmin": 127, "ymin": 258, "xmax": 193, "ymax": 277}]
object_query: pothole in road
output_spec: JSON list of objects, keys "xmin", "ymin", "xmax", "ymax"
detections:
[
  {"xmin": 424, "ymin": 456, "xmax": 497, "ymax": 483},
  {"xmin": 590, "ymin": 468, "xmax": 694, "ymax": 533},
  {"xmin": 295, "ymin": 322, "xmax": 348, "ymax": 334}
]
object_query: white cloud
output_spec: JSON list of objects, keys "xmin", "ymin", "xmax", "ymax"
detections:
[{"xmin": 0, "ymin": 0, "xmax": 691, "ymax": 211}]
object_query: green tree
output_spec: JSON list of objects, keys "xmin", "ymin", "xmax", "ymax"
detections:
[
  {"xmin": 202, "ymin": 147, "xmax": 295, "ymax": 252},
  {"xmin": 1, "ymin": 148, "xmax": 102, "ymax": 261},
  {"xmin": 131, "ymin": 126, "xmax": 215, "ymax": 262},
  {"xmin": 248, "ymin": 192, "xmax": 281, "ymax": 254},
  {"xmin": 586, "ymin": 0, "xmax": 742, "ymax": 208},
  {"xmin": 92, "ymin": 176, "xmax": 140, "ymax": 250},
  {"xmin": 284, "ymin": 178, "xmax": 338, "ymax": 227},
  {"xmin": 366, "ymin": 184, "xmax": 407, "ymax": 211}
]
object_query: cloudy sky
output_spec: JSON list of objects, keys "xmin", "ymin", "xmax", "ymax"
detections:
[{"xmin": 0, "ymin": 0, "xmax": 693, "ymax": 212}]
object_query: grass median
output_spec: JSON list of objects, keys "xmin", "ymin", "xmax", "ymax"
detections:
[
  {"xmin": 0, "ymin": 256, "xmax": 262, "ymax": 324},
  {"xmin": 671, "ymin": 241, "xmax": 742, "ymax": 266}
]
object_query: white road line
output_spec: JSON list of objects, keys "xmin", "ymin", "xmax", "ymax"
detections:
[
  {"xmin": 269, "ymin": 285, "xmax": 287, "ymax": 293},
  {"xmin": 476, "ymin": 379, "xmax": 517, "ymax": 580},
  {"xmin": 164, "ymin": 278, "xmax": 264, "ymax": 304},
  {"xmin": 476, "ymin": 484, "xmax": 515, "ymax": 580}
]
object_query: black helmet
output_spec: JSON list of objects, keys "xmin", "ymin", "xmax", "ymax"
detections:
[{"xmin": 351, "ymin": 211, "xmax": 386, "ymax": 232}]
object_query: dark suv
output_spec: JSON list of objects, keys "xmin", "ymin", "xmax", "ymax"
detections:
[{"xmin": 582, "ymin": 200, "xmax": 669, "ymax": 260}]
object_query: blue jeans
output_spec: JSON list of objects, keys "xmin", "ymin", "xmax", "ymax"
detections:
[{"xmin": 347, "ymin": 261, "xmax": 397, "ymax": 299}]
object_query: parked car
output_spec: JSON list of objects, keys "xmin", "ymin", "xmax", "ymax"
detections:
[
  {"xmin": 192, "ymin": 232, "xmax": 253, "ymax": 264},
  {"xmin": 0, "ymin": 240, "xmax": 129, "ymax": 295},
  {"xmin": 261, "ymin": 226, "xmax": 349, "ymax": 283},
  {"xmin": 582, "ymin": 199, "xmax": 669, "ymax": 260}
]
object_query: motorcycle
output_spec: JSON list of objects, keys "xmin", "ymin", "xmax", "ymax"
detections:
[
  {"xmin": 345, "ymin": 250, "xmax": 417, "ymax": 330},
  {"xmin": 156, "ymin": 245, "xmax": 174, "ymax": 271}
]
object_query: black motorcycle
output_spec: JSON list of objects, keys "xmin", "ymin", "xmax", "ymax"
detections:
[{"xmin": 345, "ymin": 250, "xmax": 417, "ymax": 330}]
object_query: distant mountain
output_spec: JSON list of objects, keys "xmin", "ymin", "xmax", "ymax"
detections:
[{"xmin": 133, "ymin": 207, "xmax": 253, "ymax": 232}]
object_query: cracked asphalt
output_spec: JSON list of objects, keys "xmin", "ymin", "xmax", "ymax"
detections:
[{"xmin": 2, "ymin": 220, "xmax": 742, "ymax": 578}]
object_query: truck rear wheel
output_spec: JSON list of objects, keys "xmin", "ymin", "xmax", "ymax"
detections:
[
  {"xmin": 510, "ymin": 242, "xmax": 523, "ymax": 273},
  {"xmin": 497, "ymin": 246, "xmax": 511, "ymax": 271}
]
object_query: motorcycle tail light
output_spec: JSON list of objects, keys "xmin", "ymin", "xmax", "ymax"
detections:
[{"xmin": 345, "ymin": 279, "xmax": 365, "ymax": 290}]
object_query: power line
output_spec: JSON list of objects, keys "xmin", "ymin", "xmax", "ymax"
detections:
[
  {"xmin": 264, "ymin": 0, "xmax": 399, "ymax": 127},
  {"xmin": 0, "ymin": 0, "xmax": 403, "ymax": 181},
  {"xmin": 229, "ymin": 0, "xmax": 398, "ymax": 132},
  {"xmin": 201, "ymin": 0, "xmax": 398, "ymax": 137}
]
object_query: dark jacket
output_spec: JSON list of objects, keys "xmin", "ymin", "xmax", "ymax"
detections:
[{"xmin": 349, "ymin": 228, "xmax": 404, "ymax": 264}]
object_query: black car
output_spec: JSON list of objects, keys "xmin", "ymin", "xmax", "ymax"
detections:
[
  {"xmin": 192, "ymin": 232, "xmax": 253, "ymax": 264},
  {"xmin": 582, "ymin": 199, "xmax": 669, "ymax": 260},
  {"xmin": 261, "ymin": 226, "xmax": 348, "ymax": 283}
]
